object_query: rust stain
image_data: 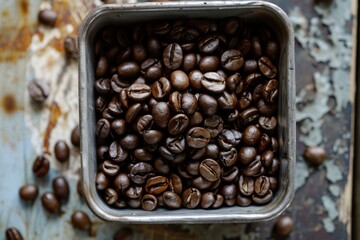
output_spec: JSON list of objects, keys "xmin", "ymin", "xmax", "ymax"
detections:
[
  {"xmin": 2, "ymin": 94, "xmax": 17, "ymax": 115},
  {"xmin": 19, "ymin": 0, "xmax": 29, "ymax": 17},
  {"xmin": 43, "ymin": 101, "xmax": 61, "ymax": 155},
  {"xmin": 0, "ymin": 26, "xmax": 34, "ymax": 61},
  {"xmin": 52, "ymin": 0, "xmax": 79, "ymax": 34},
  {"xmin": 49, "ymin": 37, "xmax": 64, "ymax": 52}
]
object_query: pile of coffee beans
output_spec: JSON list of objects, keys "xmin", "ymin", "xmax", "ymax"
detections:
[{"xmin": 93, "ymin": 17, "xmax": 280, "ymax": 210}]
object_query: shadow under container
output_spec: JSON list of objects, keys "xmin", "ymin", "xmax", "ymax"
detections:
[{"xmin": 79, "ymin": 1, "xmax": 296, "ymax": 223}]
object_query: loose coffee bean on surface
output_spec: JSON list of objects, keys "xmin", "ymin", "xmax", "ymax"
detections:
[
  {"xmin": 54, "ymin": 140, "xmax": 70, "ymax": 162},
  {"xmin": 71, "ymin": 210, "xmax": 92, "ymax": 231},
  {"xmin": 93, "ymin": 18, "xmax": 281, "ymax": 210},
  {"xmin": 5, "ymin": 228, "xmax": 23, "ymax": 240},
  {"xmin": 71, "ymin": 125, "xmax": 80, "ymax": 147},
  {"xmin": 53, "ymin": 176, "xmax": 70, "ymax": 200},
  {"xmin": 41, "ymin": 192, "xmax": 61, "ymax": 213},
  {"xmin": 303, "ymin": 146, "xmax": 326, "ymax": 165},
  {"xmin": 38, "ymin": 9, "xmax": 57, "ymax": 27},
  {"xmin": 32, "ymin": 155, "xmax": 50, "ymax": 177},
  {"xmin": 19, "ymin": 184, "xmax": 38, "ymax": 201},
  {"xmin": 64, "ymin": 35, "xmax": 78, "ymax": 59},
  {"xmin": 273, "ymin": 215, "xmax": 293, "ymax": 237},
  {"xmin": 27, "ymin": 79, "xmax": 49, "ymax": 103}
]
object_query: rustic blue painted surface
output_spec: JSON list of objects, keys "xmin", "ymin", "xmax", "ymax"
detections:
[{"xmin": 0, "ymin": 0, "xmax": 356, "ymax": 239}]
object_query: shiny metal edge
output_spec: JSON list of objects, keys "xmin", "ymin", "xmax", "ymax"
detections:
[{"xmin": 79, "ymin": 1, "xmax": 295, "ymax": 223}]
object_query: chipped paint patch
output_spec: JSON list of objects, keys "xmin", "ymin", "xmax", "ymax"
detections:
[
  {"xmin": 321, "ymin": 195, "xmax": 339, "ymax": 233},
  {"xmin": 295, "ymin": 160, "xmax": 310, "ymax": 190},
  {"xmin": 329, "ymin": 184, "xmax": 341, "ymax": 197},
  {"xmin": 324, "ymin": 160, "xmax": 343, "ymax": 183}
]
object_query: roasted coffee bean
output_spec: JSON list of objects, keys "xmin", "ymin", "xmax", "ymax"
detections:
[
  {"xmin": 244, "ymin": 73, "xmax": 262, "ymax": 90},
  {"xmin": 199, "ymin": 159, "xmax": 221, "ymax": 182},
  {"xmin": 96, "ymin": 172, "xmax": 109, "ymax": 190},
  {"xmin": 263, "ymin": 79, "xmax": 278, "ymax": 103},
  {"xmin": 32, "ymin": 155, "xmax": 50, "ymax": 177},
  {"xmin": 125, "ymin": 103, "xmax": 142, "ymax": 124},
  {"xmin": 221, "ymin": 184, "xmax": 237, "ymax": 206},
  {"xmin": 133, "ymin": 148, "xmax": 153, "ymax": 161},
  {"xmin": 154, "ymin": 157, "xmax": 170, "ymax": 175},
  {"xmin": 204, "ymin": 115, "xmax": 223, "ymax": 138},
  {"xmin": 104, "ymin": 188, "xmax": 118, "ymax": 205},
  {"xmin": 41, "ymin": 192, "xmax": 61, "ymax": 213},
  {"xmin": 201, "ymin": 192, "xmax": 215, "ymax": 209},
  {"xmin": 182, "ymin": 188, "xmax": 201, "ymax": 209},
  {"xmin": 120, "ymin": 134, "xmax": 139, "ymax": 150},
  {"xmin": 238, "ymin": 147, "xmax": 257, "ymax": 165},
  {"xmin": 19, "ymin": 184, "xmax": 38, "ymax": 201},
  {"xmin": 188, "ymin": 70, "xmax": 203, "ymax": 90},
  {"xmin": 257, "ymin": 99, "xmax": 277, "ymax": 117},
  {"xmin": 238, "ymin": 91, "xmax": 252, "ymax": 110},
  {"xmin": 163, "ymin": 191, "xmax": 182, "ymax": 209},
  {"xmin": 125, "ymin": 185, "xmax": 143, "ymax": 199},
  {"xmin": 252, "ymin": 190, "xmax": 273, "ymax": 204},
  {"xmin": 198, "ymin": 94, "xmax": 218, "ymax": 116},
  {"xmin": 181, "ymin": 93, "xmax": 197, "ymax": 115},
  {"xmin": 64, "ymin": 35, "xmax": 78, "ymax": 59},
  {"xmin": 242, "ymin": 125, "xmax": 261, "ymax": 146},
  {"xmin": 258, "ymin": 116, "xmax": 277, "ymax": 132},
  {"xmin": 191, "ymin": 175, "xmax": 212, "ymax": 190},
  {"xmin": 132, "ymin": 44, "xmax": 147, "ymax": 63},
  {"xmin": 136, "ymin": 115, "xmax": 153, "ymax": 134},
  {"xmin": 95, "ymin": 96, "xmax": 108, "ymax": 113},
  {"xmin": 114, "ymin": 173, "xmax": 130, "ymax": 191},
  {"xmin": 168, "ymin": 114, "xmax": 189, "ymax": 135},
  {"xmin": 268, "ymin": 158, "xmax": 280, "ymax": 176},
  {"xmin": 186, "ymin": 160, "xmax": 200, "ymax": 176},
  {"xmin": 227, "ymin": 109, "xmax": 239, "ymax": 122},
  {"xmin": 145, "ymin": 176, "xmax": 169, "ymax": 195},
  {"xmin": 170, "ymin": 70, "xmax": 189, "ymax": 91},
  {"xmin": 163, "ymin": 43, "xmax": 183, "ymax": 70},
  {"xmin": 110, "ymin": 74, "xmax": 130, "ymax": 93},
  {"xmin": 159, "ymin": 146, "xmax": 186, "ymax": 164},
  {"xmin": 186, "ymin": 127, "xmax": 210, "ymax": 148},
  {"xmin": 102, "ymin": 160, "xmax": 120, "ymax": 176},
  {"xmin": 169, "ymin": 174, "xmax": 183, "ymax": 194},
  {"xmin": 113, "ymin": 227, "xmax": 133, "ymax": 240},
  {"xmin": 238, "ymin": 175, "xmax": 254, "ymax": 196},
  {"xmin": 236, "ymin": 193, "xmax": 252, "ymax": 206},
  {"xmin": 188, "ymin": 111, "xmax": 203, "ymax": 127},
  {"xmin": 53, "ymin": 176, "xmax": 69, "ymax": 200},
  {"xmin": 127, "ymin": 83, "xmax": 151, "ymax": 101},
  {"xmin": 152, "ymin": 102, "xmax": 171, "ymax": 128},
  {"xmin": 243, "ymin": 158, "xmax": 262, "ymax": 176},
  {"xmin": 143, "ymin": 130, "xmax": 163, "ymax": 145},
  {"xmin": 211, "ymin": 194, "xmax": 224, "ymax": 208},
  {"xmin": 258, "ymin": 133, "xmax": 271, "ymax": 152},
  {"xmin": 183, "ymin": 53, "xmax": 197, "ymax": 73},
  {"xmin": 109, "ymin": 140, "xmax": 128, "ymax": 162},
  {"xmin": 218, "ymin": 91, "xmax": 237, "ymax": 110},
  {"xmin": 130, "ymin": 162, "xmax": 155, "ymax": 184},
  {"xmin": 261, "ymin": 150, "xmax": 274, "ymax": 167},
  {"xmin": 108, "ymin": 97, "xmax": 124, "ymax": 115},
  {"xmin": 219, "ymin": 148, "xmax": 237, "ymax": 167},
  {"xmin": 243, "ymin": 59, "xmax": 258, "ymax": 74},
  {"xmin": 269, "ymin": 176, "xmax": 278, "ymax": 191},
  {"xmin": 217, "ymin": 129, "xmax": 241, "ymax": 150},
  {"xmin": 258, "ymin": 56, "xmax": 277, "ymax": 78},
  {"xmin": 273, "ymin": 215, "xmax": 293, "ymax": 237},
  {"xmin": 5, "ymin": 228, "xmax": 23, "ymax": 240},
  {"xmin": 201, "ymin": 72, "xmax": 226, "ymax": 93},
  {"xmin": 205, "ymin": 143, "xmax": 220, "ymax": 159},
  {"xmin": 166, "ymin": 135, "xmax": 186, "ymax": 153},
  {"xmin": 221, "ymin": 166, "xmax": 239, "ymax": 182},
  {"xmin": 199, "ymin": 56, "xmax": 219, "ymax": 72},
  {"xmin": 71, "ymin": 211, "xmax": 91, "ymax": 231},
  {"xmin": 94, "ymin": 78, "xmax": 111, "ymax": 95},
  {"xmin": 27, "ymin": 79, "xmax": 49, "ymax": 103},
  {"xmin": 151, "ymin": 77, "xmax": 171, "ymax": 100},
  {"xmin": 38, "ymin": 9, "xmax": 57, "ymax": 27},
  {"xmin": 198, "ymin": 35, "xmax": 219, "ymax": 53},
  {"xmin": 96, "ymin": 119, "xmax": 111, "ymax": 140},
  {"xmin": 226, "ymin": 73, "xmax": 241, "ymax": 92},
  {"xmin": 239, "ymin": 107, "xmax": 259, "ymax": 125},
  {"xmin": 140, "ymin": 58, "xmax": 162, "ymax": 80},
  {"xmin": 221, "ymin": 49, "xmax": 244, "ymax": 71},
  {"xmin": 254, "ymin": 176, "xmax": 270, "ymax": 196},
  {"xmin": 96, "ymin": 56, "xmax": 109, "ymax": 78},
  {"xmin": 253, "ymin": 83, "xmax": 265, "ymax": 103},
  {"xmin": 128, "ymin": 197, "xmax": 141, "ymax": 208},
  {"xmin": 118, "ymin": 61, "xmax": 140, "ymax": 78},
  {"xmin": 141, "ymin": 194, "xmax": 157, "ymax": 211},
  {"xmin": 111, "ymin": 119, "xmax": 126, "ymax": 136},
  {"xmin": 71, "ymin": 125, "xmax": 80, "ymax": 147},
  {"xmin": 304, "ymin": 146, "xmax": 327, "ymax": 166}
]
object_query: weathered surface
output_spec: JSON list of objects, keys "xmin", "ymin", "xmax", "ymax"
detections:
[{"xmin": 0, "ymin": 0, "xmax": 356, "ymax": 239}]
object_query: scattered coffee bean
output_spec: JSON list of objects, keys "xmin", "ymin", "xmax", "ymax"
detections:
[
  {"xmin": 71, "ymin": 210, "xmax": 91, "ymax": 232},
  {"xmin": 54, "ymin": 140, "xmax": 70, "ymax": 162},
  {"xmin": 71, "ymin": 125, "xmax": 80, "ymax": 147},
  {"xmin": 32, "ymin": 155, "xmax": 50, "ymax": 177},
  {"xmin": 303, "ymin": 146, "xmax": 326, "ymax": 165},
  {"xmin": 41, "ymin": 192, "xmax": 61, "ymax": 213},
  {"xmin": 273, "ymin": 215, "xmax": 293, "ymax": 237},
  {"xmin": 19, "ymin": 184, "xmax": 38, "ymax": 201},
  {"xmin": 5, "ymin": 228, "xmax": 23, "ymax": 240},
  {"xmin": 38, "ymin": 9, "xmax": 57, "ymax": 27},
  {"xmin": 27, "ymin": 79, "xmax": 49, "ymax": 103},
  {"xmin": 53, "ymin": 176, "xmax": 70, "ymax": 200},
  {"xmin": 64, "ymin": 35, "xmax": 78, "ymax": 59}
]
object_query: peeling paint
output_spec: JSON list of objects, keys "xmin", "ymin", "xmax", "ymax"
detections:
[
  {"xmin": 321, "ymin": 195, "xmax": 339, "ymax": 233},
  {"xmin": 295, "ymin": 160, "xmax": 310, "ymax": 190},
  {"xmin": 324, "ymin": 160, "xmax": 343, "ymax": 184},
  {"xmin": 329, "ymin": 184, "xmax": 341, "ymax": 197}
]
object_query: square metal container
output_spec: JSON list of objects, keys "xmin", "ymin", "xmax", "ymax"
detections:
[{"xmin": 79, "ymin": 1, "xmax": 296, "ymax": 223}]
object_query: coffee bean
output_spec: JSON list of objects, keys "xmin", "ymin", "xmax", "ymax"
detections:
[
  {"xmin": 143, "ymin": 130, "xmax": 163, "ymax": 145},
  {"xmin": 109, "ymin": 140, "xmax": 128, "ymax": 162},
  {"xmin": 113, "ymin": 227, "xmax": 134, "ymax": 240},
  {"xmin": 204, "ymin": 115, "xmax": 223, "ymax": 138},
  {"xmin": 199, "ymin": 56, "xmax": 219, "ymax": 72},
  {"xmin": 258, "ymin": 116, "xmax": 277, "ymax": 132},
  {"xmin": 163, "ymin": 43, "xmax": 183, "ymax": 70},
  {"xmin": 258, "ymin": 56, "xmax": 277, "ymax": 78},
  {"xmin": 188, "ymin": 111, "xmax": 203, "ymax": 127},
  {"xmin": 217, "ymin": 129, "xmax": 241, "ymax": 150},
  {"xmin": 71, "ymin": 211, "xmax": 91, "ymax": 232},
  {"xmin": 38, "ymin": 9, "xmax": 57, "ymax": 27},
  {"xmin": 169, "ymin": 174, "xmax": 183, "ymax": 194},
  {"xmin": 236, "ymin": 193, "xmax": 252, "ymax": 207},
  {"xmin": 189, "ymin": 70, "xmax": 203, "ymax": 90},
  {"xmin": 219, "ymin": 148, "xmax": 238, "ymax": 167},
  {"xmin": 198, "ymin": 94, "xmax": 218, "ymax": 116},
  {"xmin": 128, "ymin": 198, "xmax": 142, "ymax": 208},
  {"xmin": 269, "ymin": 176, "xmax": 278, "ymax": 191},
  {"xmin": 96, "ymin": 172, "xmax": 109, "ymax": 190},
  {"xmin": 125, "ymin": 103, "xmax": 142, "ymax": 124},
  {"xmin": 70, "ymin": 125, "xmax": 80, "ymax": 147},
  {"xmin": 95, "ymin": 96, "xmax": 108, "ymax": 113},
  {"xmin": 186, "ymin": 127, "xmax": 210, "ymax": 148},
  {"xmin": 32, "ymin": 155, "xmax": 50, "ymax": 177},
  {"xmin": 239, "ymin": 107, "xmax": 259, "ymax": 125},
  {"xmin": 201, "ymin": 192, "xmax": 215, "ymax": 209},
  {"xmin": 163, "ymin": 191, "xmax": 182, "ymax": 209},
  {"xmin": 96, "ymin": 56, "xmax": 109, "ymax": 78},
  {"xmin": 221, "ymin": 184, "xmax": 237, "ymax": 206},
  {"xmin": 182, "ymin": 188, "xmax": 201, "ymax": 209},
  {"xmin": 201, "ymin": 72, "xmax": 226, "ymax": 93},
  {"xmin": 96, "ymin": 119, "xmax": 111, "ymax": 140},
  {"xmin": 118, "ymin": 61, "xmax": 140, "ymax": 78},
  {"xmin": 170, "ymin": 70, "xmax": 189, "ymax": 91},
  {"xmin": 238, "ymin": 175, "xmax": 254, "ymax": 196},
  {"xmin": 254, "ymin": 176, "xmax": 270, "ymax": 196},
  {"xmin": 304, "ymin": 146, "xmax": 326, "ymax": 166},
  {"xmin": 226, "ymin": 73, "xmax": 241, "ymax": 92},
  {"xmin": 64, "ymin": 35, "xmax": 78, "ymax": 59},
  {"xmin": 218, "ymin": 91, "xmax": 237, "ymax": 110},
  {"xmin": 141, "ymin": 194, "xmax": 157, "ymax": 211},
  {"xmin": 243, "ymin": 158, "xmax": 262, "ymax": 177},
  {"xmin": 257, "ymin": 99, "xmax": 277, "ymax": 117},
  {"xmin": 5, "ymin": 228, "xmax": 23, "ymax": 240},
  {"xmin": 198, "ymin": 35, "xmax": 219, "ymax": 53},
  {"xmin": 145, "ymin": 176, "xmax": 169, "ymax": 195},
  {"xmin": 221, "ymin": 166, "xmax": 239, "ymax": 182},
  {"xmin": 104, "ymin": 188, "xmax": 118, "ymax": 205},
  {"xmin": 159, "ymin": 146, "xmax": 186, "ymax": 164},
  {"xmin": 242, "ymin": 125, "xmax": 261, "ymax": 146},
  {"xmin": 273, "ymin": 215, "xmax": 293, "ymax": 237},
  {"xmin": 151, "ymin": 77, "xmax": 171, "ymax": 100},
  {"xmin": 183, "ymin": 53, "xmax": 197, "ymax": 73},
  {"xmin": 212, "ymin": 194, "xmax": 224, "ymax": 208},
  {"xmin": 27, "ymin": 79, "xmax": 49, "ymax": 103},
  {"xmin": 252, "ymin": 190, "xmax": 273, "ymax": 205},
  {"xmin": 41, "ymin": 192, "xmax": 61, "ymax": 213},
  {"xmin": 261, "ymin": 150, "xmax": 274, "ymax": 167},
  {"xmin": 238, "ymin": 147, "xmax": 257, "ymax": 165},
  {"xmin": 243, "ymin": 59, "xmax": 258, "ymax": 74},
  {"xmin": 168, "ymin": 114, "xmax": 189, "ymax": 135},
  {"xmin": 127, "ymin": 83, "xmax": 151, "ymax": 101},
  {"xmin": 199, "ymin": 159, "xmax": 221, "ymax": 182},
  {"xmin": 263, "ymin": 79, "xmax": 278, "ymax": 103},
  {"xmin": 166, "ymin": 135, "xmax": 186, "ymax": 153},
  {"xmin": 130, "ymin": 162, "xmax": 155, "ymax": 184},
  {"xmin": 102, "ymin": 160, "xmax": 120, "ymax": 176},
  {"xmin": 152, "ymin": 102, "xmax": 171, "ymax": 128},
  {"xmin": 221, "ymin": 49, "xmax": 244, "ymax": 71},
  {"xmin": 19, "ymin": 184, "xmax": 38, "ymax": 201},
  {"xmin": 53, "ymin": 176, "xmax": 70, "ymax": 200},
  {"xmin": 120, "ymin": 134, "xmax": 139, "ymax": 150},
  {"xmin": 206, "ymin": 143, "xmax": 220, "ymax": 159}
]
